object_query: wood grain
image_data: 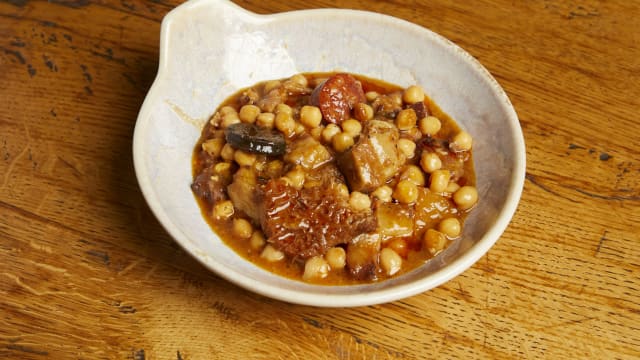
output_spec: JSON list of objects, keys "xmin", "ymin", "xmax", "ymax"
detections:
[{"xmin": 1, "ymin": 0, "xmax": 638, "ymax": 359}]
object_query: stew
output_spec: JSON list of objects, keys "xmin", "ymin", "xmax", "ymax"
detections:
[{"xmin": 191, "ymin": 72, "xmax": 477, "ymax": 285}]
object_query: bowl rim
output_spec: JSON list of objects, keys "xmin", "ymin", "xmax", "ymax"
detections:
[{"xmin": 133, "ymin": 0, "xmax": 526, "ymax": 307}]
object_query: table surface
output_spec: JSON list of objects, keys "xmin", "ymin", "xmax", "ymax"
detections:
[{"xmin": 1, "ymin": 0, "xmax": 639, "ymax": 359}]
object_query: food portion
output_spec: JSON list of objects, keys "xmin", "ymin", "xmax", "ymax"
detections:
[{"xmin": 191, "ymin": 72, "xmax": 477, "ymax": 284}]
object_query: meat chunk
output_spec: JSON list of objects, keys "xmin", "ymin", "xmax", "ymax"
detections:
[
  {"xmin": 409, "ymin": 101, "xmax": 429, "ymax": 119},
  {"xmin": 237, "ymin": 87, "xmax": 259, "ymax": 107},
  {"xmin": 191, "ymin": 166, "xmax": 230, "ymax": 205},
  {"xmin": 303, "ymin": 162, "xmax": 347, "ymax": 189},
  {"xmin": 413, "ymin": 187, "xmax": 458, "ymax": 237},
  {"xmin": 257, "ymin": 87, "xmax": 286, "ymax": 113},
  {"xmin": 226, "ymin": 168, "xmax": 260, "ymax": 221},
  {"xmin": 282, "ymin": 77, "xmax": 311, "ymax": 96},
  {"xmin": 419, "ymin": 137, "xmax": 467, "ymax": 182},
  {"xmin": 259, "ymin": 167, "xmax": 376, "ymax": 259},
  {"xmin": 375, "ymin": 202, "xmax": 414, "ymax": 238},
  {"xmin": 284, "ymin": 134, "xmax": 333, "ymax": 170},
  {"xmin": 256, "ymin": 77, "xmax": 312, "ymax": 113},
  {"xmin": 338, "ymin": 120, "xmax": 407, "ymax": 193},
  {"xmin": 346, "ymin": 233, "xmax": 381, "ymax": 281},
  {"xmin": 371, "ymin": 91, "xmax": 403, "ymax": 118}
]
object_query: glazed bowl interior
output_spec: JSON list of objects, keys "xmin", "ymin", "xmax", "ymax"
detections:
[{"xmin": 133, "ymin": 0, "xmax": 525, "ymax": 307}]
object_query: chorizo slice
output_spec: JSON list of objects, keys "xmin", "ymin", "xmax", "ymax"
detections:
[{"xmin": 311, "ymin": 73, "xmax": 366, "ymax": 124}]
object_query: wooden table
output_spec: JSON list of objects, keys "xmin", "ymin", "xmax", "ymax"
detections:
[{"xmin": 1, "ymin": 0, "xmax": 638, "ymax": 358}]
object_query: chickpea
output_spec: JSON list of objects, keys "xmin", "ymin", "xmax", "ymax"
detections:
[
  {"xmin": 239, "ymin": 104, "xmax": 261, "ymax": 124},
  {"xmin": 220, "ymin": 112, "xmax": 241, "ymax": 128},
  {"xmin": 353, "ymin": 103, "xmax": 374, "ymax": 122},
  {"xmin": 445, "ymin": 182, "xmax": 460, "ymax": 194},
  {"xmin": 397, "ymin": 138, "xmax": 416, "ymax": 159},
  {"xmin": 336, "ymin": 183, "xmax": 350, "ymax": 198},
  {"xmin": 310, "ymin": 125, "xmax": 324, "ymax": 141},
  {"xmin": 400, "ymin": 165, "xmax": 426, "ymax": 186},
  {"xmin": 365, "ymin": 91, "xmax": 380, "ymax": 102},
  {"xmin": 380, "ymin": 248, "xmax": 402, "ymax": 276},
  {"xmin": 285, "ymin": 168, "xmax": 305, "ymax": 190},
  {"xmin": 253, "ymin": 157, "xmax": 267, "ymax": 172},
  {"xmin": 326, "ymin": 247, "xmax": 346, "ymax": 270},
  {"xmin": 220, "ymin": 143, "xmax": 235, "ymax": 161},
  {"xmin": 213, "ymin": 162, "xmax": 232, "ymax": 176},
  {"xmin": 265, "ymin": 159, "xmax": 284, "ymax": 178},
  {"xmin": 438, "ymin": 218, "xmax": 462, "ymax": 238},
  {"xmin": 289, "ymin": 73, "xmax": 308, "ymax": 87},
  {"xmin": 429, "ymin": 169, "xmax": 450, "ymax": 193},
  {"xmin": 403, "ymin": 85, "xmax": 425, "ymax": 104},
  {"xmin": 299, "ymin": 105, "xmax": 322, "ymax": 128},
  {"xmin": 232, "ymin": 218, "xmax": 253, "ymax": 239},
  {"xmin": 210, "ymin": 129, "xmax": 226, "ymax": 139},
  {"xmin": 453, "ymin": 186, "xmax": 478, "ymax": 210},
  {"xmin": 219, "ymin": 106, "xmax": 237, "ymax": 116},
  {"xmin": 423, "ymin": 229, "xmax": 447, "ymax": 255},
  {"xmin": 372, "ymin": 185, "xmax": 393, "ymax": 203},
  {"xmin": 234, "ymin": 149, "xmax": 256, "ymax": 167},
  {"xmin": 349, "ymin": 191, "xmax": 372, "ymax": 211},
  {"xmin": 263, "ymin": 80, "xmax": 281, "ymax": 93},
  {"xmin": 256, "ymin": 112, "xmax": 275, "ymax": 128},
  {"xmin": 275, "ymin": 112, "xmax": 295, "ymax": 136},
  {"xmin": 387, "ymin": 238, "xmax": 409, "ymax": 258},
  {"xmin": 302, "ymin": 256, "xmax": 330, "ymax": 281},
  {"xmin": 342, "ymin": 119, "xmax": 363, "ymax": 137},
  {"xmin": 294, "ymin": 122, "xmax": 306, "ymax": 135},
  {"xmin": 395, "ymin": 108, "xmax": 417, "ymax": 130},
  {"xmin": 275, "ymin": 103, "xmax": 292, "ymax": 115},
  {"xmin": 210, "ymin": 113, "xmax": 223, "ymax": 127},
  {"xmin": 201, "ymin": 138, "xmax": 225, "ymax": 157},
  {"xmin": 419, "ymin": 116, "xmax": 441, "ymax": 136},
  {"xmin": 310, "ymin": 77, "xmax": 328, "ymax": 88},
  {"xmin": 406, "ymin": 127, "xmax": 423, "ymax": 142},
  {"xmin": 261, "ymin": 245, "xmax": 285, "ymax": 262},
  {"xmin": 420, "ymin": 152, "xmax": 442, "ymax": 173},
  {"xmin": 249, "ymin": 231, "xmax": 266, "ymax": 250},
  {"xmin": 332, "ymin": 132, "xmax": 355, "ymax": 152},
  {"xmin": 321, "ymin": 124, "xmax": 341, "ymax": 143},
  {"xmin": 213, "ymin": 200, "xmax": 234, "ymax": 220},
  {"xmin": 450, "ymin": 131, "xmax": 473, "ymax": 152},
  {"xmin": 390, "ymin": 92, "xmax": 403, "ymax": 106},
  {"xmin": 214, "ymin": 164, "xmax": 232, "ymax": 181},
  {"xmin": 393, "ymin": 180, "xmax": 419, "ymax": 204}
]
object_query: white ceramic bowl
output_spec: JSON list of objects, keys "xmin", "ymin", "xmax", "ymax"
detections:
[{"xmin": 133, "ymin": 0, "xmax": 525, "ymax": 307}]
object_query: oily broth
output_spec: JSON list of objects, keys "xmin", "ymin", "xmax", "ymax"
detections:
[{"xmin": 192, "ymin": 73, "xmax": 475, "ymax": 285}]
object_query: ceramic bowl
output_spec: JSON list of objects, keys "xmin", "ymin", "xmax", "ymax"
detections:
[{"xmin": 133, "ymin": 0, "xmax": 525, "ymax": 307}]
